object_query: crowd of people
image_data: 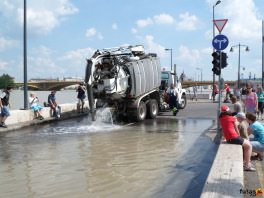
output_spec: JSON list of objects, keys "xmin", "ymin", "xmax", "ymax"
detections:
[
  {"xmin": 0, "ymin": 82, "xmax": 86, "ymax": 128},
  {"xmin": 219, "ymin": 82, "xmax": 264, "ymax": 172}
]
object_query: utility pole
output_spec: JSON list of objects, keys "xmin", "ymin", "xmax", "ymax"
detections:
[
  {"xmin": 23, "ymin": 0, "xmax": 28, "ymax": 109},
  {"xmin": 212, "ymin": 0, "xmax": 221, "ymax": 101}
]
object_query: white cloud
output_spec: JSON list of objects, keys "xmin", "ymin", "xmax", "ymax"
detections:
[
  {"xmin": 176, "ymin": 45, "xmax": 201, "ymax": 68},
  {"xmin": 112, "ymin": 23, "xmax": 118, "ymax": 30},
  {"xmin": 27, "ymin": 46, "xmax": 97, "ymax": 79},
  {"xmin": 136, "ymin": 14, "xmax": 175, "ymax": 28},
  {"xmin": 55, "ymin": 0, "xmax": 79, "ymax": 15},
  {"xmin": 23, "ymin": 9, "xmax": 59, "ymax": 35},
  {"xmin": 86, "ymin": 28, "xmax": 97, "ymax": 37},
  {"xmin": 176, "ymin": 12, "xmax": 199, "ymax": 31},
  {"xmin": 213, "ymin": 0, "xmax": 262, "ymax": 40},
  {"xmin": 201, "ymin": 47, "xmax": 213, "ymax": 55},
  {"xmin": 0, "ymin": 37, "xmax": 17, "ymax": 52},
  {"xmin": 153, "ymin": 13, "xmax": 174, "ymax": 25},
  {"xmin": 62, "ymin": 48, "xmax": 95, "ymax": 63},
  {"xmin": 2, "ymin": 0, "xmax": 78, "ymax": 35},
  {"xmin": 144, "ymin": 35, "xmax": 166, "ymax": 57},
  {"xmin": 28, "ymin": 46, "xmax": 63, "ymax": 79},
  {"xmin": 136, "ymin": 18, "xmax": 154, "ymax": 28},
  {"xmin": 136, "ymin": 13, "xmax": 200, "ymax": 31},
  {"xmin": 85, "ymin": 27, "xmax": 103, "ymax": 40}
]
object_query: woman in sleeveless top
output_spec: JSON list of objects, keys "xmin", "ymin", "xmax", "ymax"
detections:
[{"xmin": 245, "ymin": 85, "xmax": 258, "ymax": 113}]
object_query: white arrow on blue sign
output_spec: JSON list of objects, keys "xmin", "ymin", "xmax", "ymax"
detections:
[{"xmin": 212, "ymin": 34, "xmax": 229, "ymax": 51}]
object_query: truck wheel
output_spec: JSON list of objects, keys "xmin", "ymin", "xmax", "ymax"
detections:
[
  {"xmin": 179, "ymin": 94, "xmax": 187, "ymax": 109},
  {"xmin": 147, "ymin": 99, "xmax": 158, "ymax": 119},
  {"xmin": 135, "ymin": 101, "xmax": 147, "ymax": 121}
]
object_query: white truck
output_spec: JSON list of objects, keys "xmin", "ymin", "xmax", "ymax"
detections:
[{"xmin": 85, "ymin": 45, "xmax": 186, "ymax": 121}]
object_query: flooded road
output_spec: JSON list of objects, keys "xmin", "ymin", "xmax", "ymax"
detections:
[{"xmin": 0, "ymin": 116, "xmax": 216, "ymax": 198}]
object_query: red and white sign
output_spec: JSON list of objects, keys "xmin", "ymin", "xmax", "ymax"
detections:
[{"xmin": 213, "ymin": 19, "xmax": 228, "ymax": 33}]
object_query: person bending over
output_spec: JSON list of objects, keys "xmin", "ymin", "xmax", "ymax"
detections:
[
  {"xmin": 246, "ymin": 112, "xmax": 264, "ymax": 161},
  {"xmin": 166, "ymin": 83, "xmax": 179, "ymax": 116},
  {"xmin": 48, "ymin": 90, "xmax": 61, "ymax": 118}
]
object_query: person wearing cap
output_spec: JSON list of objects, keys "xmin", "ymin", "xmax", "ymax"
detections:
[
  {"xmin": 29, "ymin": 92, "xmax": 44, "ymax": 120},
  {"xmin": 236, "ymin": 112, "xmax": 249, "ymax": 140},
  {"xmin": 246, "ymin": 112, "xmax": 264, "ymax": 161},
  {"xmin": 219, "ymin": 105, "xmax": 255, "ymax": 171}
]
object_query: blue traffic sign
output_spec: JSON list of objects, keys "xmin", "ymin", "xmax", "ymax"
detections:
[{"xmin": 212, "ymin": 34, "xmax": 229, "ymax": 51}]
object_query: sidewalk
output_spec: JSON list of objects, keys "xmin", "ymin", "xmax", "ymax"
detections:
[{"xmin": 0, "ymin": 103, "xmax": 88, "ymax": 133}]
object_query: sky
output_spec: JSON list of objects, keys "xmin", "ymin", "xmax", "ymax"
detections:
[{"xmin": 0, "ymin": 0, "xmax": 263, "ymax": 82}]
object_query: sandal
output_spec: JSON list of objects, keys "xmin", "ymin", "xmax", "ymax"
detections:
[{"xmin": 244, "ymin": 166, "xmax": 256, "ymax": 172}]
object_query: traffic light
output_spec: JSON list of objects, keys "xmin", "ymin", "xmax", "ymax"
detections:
[
  {"xmin": 221, "ymin": 52, "xmax": 228, "ymax": 68},
  {"xmin": 212, "ymin": 51, "xmax": 221, "ymax": 75}
]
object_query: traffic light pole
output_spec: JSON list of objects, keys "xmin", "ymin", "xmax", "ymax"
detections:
[{"xmin": 217, "ymin": 53, "xmax": 222, "ymax": 134}]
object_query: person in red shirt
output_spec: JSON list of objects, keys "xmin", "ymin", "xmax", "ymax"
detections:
[
  {"xmin": 219, "ymin": 105, "xmax": 255, "ymax": 171},
  {"xmin": 224, "ymin": 83, "xmax": 231, "ymax": 102},
  {"xmin": 211, "ymin": 83, "xmax": 219, "ymax": 101}
]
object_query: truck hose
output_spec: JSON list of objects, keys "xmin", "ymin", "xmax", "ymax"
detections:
[{"xmin": 85, "ymin": 60, "xmax": 96, "ymax": 121}]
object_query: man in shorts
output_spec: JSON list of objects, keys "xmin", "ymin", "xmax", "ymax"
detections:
[
  {"xmin": 0, "ymin": 86, "xmax": 13, "ymax": 128},
  {"xmin": 48, "ymin": 90, "xmax": 61, "ymax": 118},
  {"xmin": 76, "ymin": 82, "xmax": 86, "ymax": 113}
]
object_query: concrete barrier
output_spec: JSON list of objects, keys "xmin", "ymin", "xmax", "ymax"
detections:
[
  {"xmin": 201, "ymin": 143, "xmax": 244, "ymax": 198},
  {"xmin": 1, "ymin": 103, "xmax": 89, "ymax": 131}
]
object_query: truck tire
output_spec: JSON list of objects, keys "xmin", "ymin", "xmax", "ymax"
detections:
[
  {"xmin": 147, "ymin": 99, "xmax": 158, "ymax": 119},
  {"xmin": 179, "ymin": 94, "xmax": 187, "ymax": 109},
  {"xmin": 135, "ymin": 101, "xmax": 147, "ymax": 121}
]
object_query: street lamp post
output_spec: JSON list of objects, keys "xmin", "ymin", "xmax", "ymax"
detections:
[
  {"xmin": 212, "ymin": 0, "xmax": 221, "ymax": 101},
  {"xmin": 230, "ymin": 43, "xmax": 249, "ymax": 88},
  {"xmin": 23, "ymin": 0, "xmax": 28, "ymax": 109},
  {"xmin": 165, "ymin": 48, "xmax": 173, "ymax": 71},
  {"xmin": 196, "ymin": 67, "xmax": 203, "ymax": 93}
]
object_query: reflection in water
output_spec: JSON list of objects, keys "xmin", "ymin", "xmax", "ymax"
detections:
[{"xmin": 0, "ymin": 117, "xmax": 213, "ymax": 198}]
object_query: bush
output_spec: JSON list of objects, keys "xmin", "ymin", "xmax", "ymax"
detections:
[{"xmin": 0, "ymin": 74, "xmax": 15, "ymax": 89}]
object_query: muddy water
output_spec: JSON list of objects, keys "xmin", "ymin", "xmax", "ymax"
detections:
[{"xmin": 0, "ymin": 117, "xmax": 214, "ymax": 198}]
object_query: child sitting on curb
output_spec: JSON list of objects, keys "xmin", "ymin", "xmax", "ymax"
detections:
[
  {"xmin": 219, "ymin": 105, "xmax": 255, "ymax": 171},
  {"xmin": 29, "ymin": 92, "xmax": 44, "ymax": 120}
]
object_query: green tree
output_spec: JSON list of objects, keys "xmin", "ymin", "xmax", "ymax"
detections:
[{"xmin": 0, "ymin": 74, "xmax": 15, "ymax": 89}]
